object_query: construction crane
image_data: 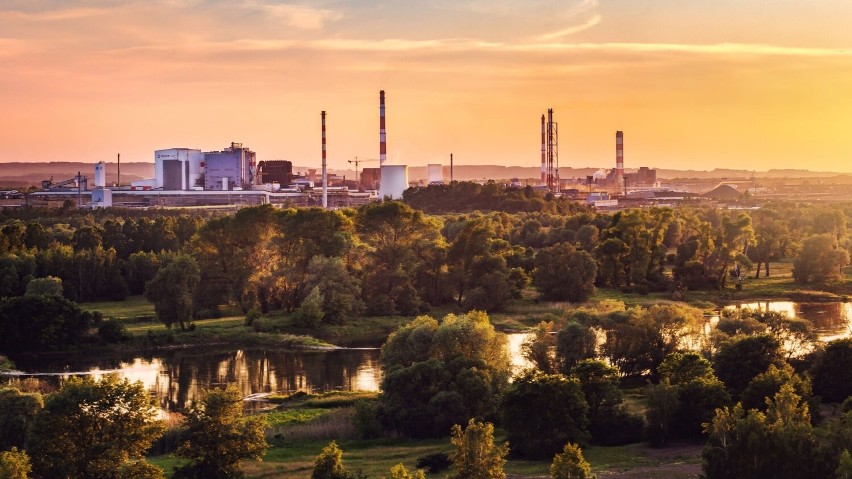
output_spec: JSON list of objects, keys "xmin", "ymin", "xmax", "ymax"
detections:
[{"xmin": 348, "ymin": 156, "xmax": 379, "ymax": 191}]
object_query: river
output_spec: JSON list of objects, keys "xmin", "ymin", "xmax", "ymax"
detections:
[{"xmin": 4, "ymin": 301, "xmax": 850, "ymax": 412}]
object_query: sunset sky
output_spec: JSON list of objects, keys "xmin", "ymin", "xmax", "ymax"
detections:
[{"xmin": 1, "ymin": 0, "xmax": 852, "ymax": 172}]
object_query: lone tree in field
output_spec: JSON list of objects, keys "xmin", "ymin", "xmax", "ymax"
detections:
[
  {"xmin": 145, "ymin": 253, "xmax": 200, "ymax": 330},
  {"xmin": 174, "ymin": 385, "xmax": 267, "ymax": 479},
  {"xmin": 550, "ymin": 443, "xmax": 594, "ymax": 479},
  {"xmin": 448, "ymin": 419, "xmax": 509, "ymax": 479}
]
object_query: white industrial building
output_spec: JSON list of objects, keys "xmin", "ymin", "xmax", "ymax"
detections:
[{"xmin": 154, "ymin": 148, "xmax": 204, "ymax": 190}]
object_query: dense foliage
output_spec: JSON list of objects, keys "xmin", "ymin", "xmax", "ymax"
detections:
[{"xmin": 379, "ymin": 312, "xmax": 510, "ymax": 437}]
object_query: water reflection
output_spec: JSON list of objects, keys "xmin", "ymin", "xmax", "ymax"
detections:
[
  {"xmin": 12, "ymin": 303, "xmax": 847, "ymax": 415},
  {"xmin": 5, "ymin": 347, "xmax": 382, "ymax": 412},
  {"xmin": 724, "ymin": 302, "xmax": 852, "ymax": 342}
]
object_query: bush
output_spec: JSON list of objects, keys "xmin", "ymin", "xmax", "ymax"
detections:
[
  {"xmin": 352, "ymin": 399, "xmax": 383, "ymax": 439},
  {"xmin": 415, "ymin": 453, "xmax": 451, "ymax": 474},
  {"xmin": 502, "ymin": 373, "xmax": 589, "ymax": 459},
  {"xmin": 244, "ymin": 308, "xmax": 261, "ymax": 327},
  {"xmin": 98, "ymin": 318, "xmax": 130, "ymax": 343}
]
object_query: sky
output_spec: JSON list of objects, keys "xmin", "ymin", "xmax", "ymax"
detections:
[{"xmin": 1, "ymin": 0, "xmax": 852, "ymax": 172}]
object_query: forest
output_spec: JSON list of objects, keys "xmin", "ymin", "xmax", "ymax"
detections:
[{"xmin": 3, "ymin": 184, "xmax": 852, "ymax": 478}]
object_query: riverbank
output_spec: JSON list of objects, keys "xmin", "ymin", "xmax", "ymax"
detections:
[{"xmin": 70, "ymin": 260, "xmax": 852, "ymax": 355}]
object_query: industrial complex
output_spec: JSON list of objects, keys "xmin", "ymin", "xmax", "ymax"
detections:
[{"xmin": 18, "ymin": 90, "xmax": 674, "ymax": 210}]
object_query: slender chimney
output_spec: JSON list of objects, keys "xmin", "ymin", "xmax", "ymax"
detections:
[
  {"xmin": 616, "ymin": 130, "xmax": 624, "ymax": 180},
  {"xmin": 450, "ymin": 153, "xmax": 454, "ymax": 182},
  {"xmin": 540, "ymin": 114, "xmax": 546, "ymax": 186},
  {"xmin": 322, "ymin": 111, "xmax": 327, "ymax": 209},
  {"xmin": 379, "ymin": 90, "xmax": 387, "ymax": 166},
  {"xmin": 117, "ymin": 153, "xmax": 120, "ymax": 187}
]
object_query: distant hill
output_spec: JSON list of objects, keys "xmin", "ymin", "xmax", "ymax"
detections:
[
  {"xmin": 0, "ymin": 162, "xmax": 847, "ymax": 189},
  {"xmin": 0, "ymin": 162, "xmax": 152, "ymax": 188}
]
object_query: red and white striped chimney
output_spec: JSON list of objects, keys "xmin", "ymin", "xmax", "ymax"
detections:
[
  {"xmin": 540, "ymin": 114, "xmax": 546, "ymax": 186},
  {"xmin": 379, "ymin": 90, "xmax": 387, "ymax": 166},
  {"xmin": 322, "ymin": 111, "xmax": 327, "ymax": 209},
  {"xmin": 616, "ymin": 130, "xmax": 624, "ymax": 179}
]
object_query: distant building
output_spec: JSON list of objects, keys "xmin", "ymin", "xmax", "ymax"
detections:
[
  {"xmin": 626, "ymin": 167, "xmax": 657, "ymax": 187},
  {"xmin": 154, "ymin": 148, "xmax": 204, "ymax": 190},
  {"xmin": 204, "ymin": 142, "xmax": 256, "ymax": 190},
  {"xmin": 257, "ymin": 160, "xmax": 293, "ymax": 186},
  {"xmin": 361, "ymin": 167, "xmax": 381, "ymax": 190}
]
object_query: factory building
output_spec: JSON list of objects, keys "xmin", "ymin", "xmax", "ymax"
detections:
[
  {"xmin": 154, "ymin": 148, "xmax": 204, "ymax": 190},
  {"xmin": 204, "ymin": 142, "xmax": 256, "ymax": 190},
  {"xmin": 257, "ymin": 160, "xmax": 293, "ymax": 185}
]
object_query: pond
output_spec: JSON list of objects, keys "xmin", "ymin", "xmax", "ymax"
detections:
[{"xmin": 4, "ymin": 302, "xmax": 849, "ymax": 412}]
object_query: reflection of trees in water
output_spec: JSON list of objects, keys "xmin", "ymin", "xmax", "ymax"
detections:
[
  {"xmin": 795, "ymin": 303, "xmax": 848, "ymax": 334},
  {"xmin": 154, "ymin": 348, "xmax": 381, "ymax": 412}
]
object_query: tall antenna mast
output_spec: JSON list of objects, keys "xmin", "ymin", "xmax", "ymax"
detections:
[{"xmin": 546, "ymin": 109, "xmax": 558, "ymax": 193}]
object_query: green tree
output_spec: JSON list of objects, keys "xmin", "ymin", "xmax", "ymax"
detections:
[
  {"xmin": 0, "ymin": 448, "xmax": 31, "ymax": 479},
  {"xmin": 533, "ymin": 243, "xmax": 597, "ymax": 302},
  {"xmin": 550, "ymin": 443, "xmax": 594, "ymax": 479},
  {"xmin": 741, "ymin": 364, "xmax": 818, "ymax": 417},
  {"xmin": 501, "ymin": 373, "xmax": 589, "ymax": 459},
  {"xmin": 811, "ymin": 338, "xmax": 852, "ymax": 403},
  {"xmin": 0, "ymin": 388, "xmax": 43, "ymax": 450},
  {"xmin": 714, "ymin": 333, "xmax": 785, "ymax": 395},
  {"xmin": 358, "ymin": 201, "xmax": 442, "ymax": 315},
  {"xmin": 311, "ymin": 441, "xmax": 347, "ymax": 479},
  {"xmin": 556, "ymin": 321, "xmax": 597, "ymax": 374},
  {"xmin": 793, "ymin": 233, "xmax": 850, "ymax": 284},
  {"xmin": 26, "ymin": 375, "xmax": 165, "ymax": 479},
  {"xmin": 145, "ymin": 254, "xmax": 200, "ymax": 330},
  {"xmin": 658, "ymin": 352, "xmax": 730, "ymax": 440},
  {"xmin": 702, "ymin": 385, "xmax": 826, "ymax": 479},
  {"xmin": 379, "ymin": 312, "xmax": 510, "ymax": 437},
  {"xmin": 0, "ymin": 295, "xmax": 96, "ymax": 352},
  {"xmin": 600, "ymin": 304, "xmax": 703, "ymax": 379},
  {"xmin": 23, "ymin": 276, "xmax": 63, "ymax": 297},
  {"xmin": 382, "ymin": 464, "xmax": 425, "ymax": 479},
  {"xmin": 645, "ymin": 380, "xmax": 680, "ymax": 446},
  {"xmin": 174, "ymin": 385, "xmax": 267, "ymax": 479},
  {"xmin": 293, "ymin": 285, "xmax": 325, "ymax": 329},
  {"xmin": 303, "ymin": 256, "xmax": 364, "ymax": 324},
  {"xmin": 448, "ymin": 419, "xmax": 508, "ymax": 479}
]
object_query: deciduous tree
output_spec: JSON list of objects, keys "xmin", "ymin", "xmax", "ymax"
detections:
[
  {"xmin": 174, "ymin": 385, "xmax": 267, "ymax": 479},
  {"xmin": 26, "ymin": 375, "xmax": 165, "ymax": 479},
  {"xmin": 448, "ymin": 419, "xmax": 508, "ymax": 479}
]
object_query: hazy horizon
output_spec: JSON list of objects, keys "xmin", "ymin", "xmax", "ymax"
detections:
[{"xmin": 1, "ymin": 1, "xmax": 851, "ymax": 172}]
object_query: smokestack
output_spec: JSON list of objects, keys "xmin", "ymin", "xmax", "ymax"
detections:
[
  {"xmin": 379, "ymin": 90, "xmax": 387, "ymax": 166},
  {"xmin": 540, "ymin": 115, "xmax": 546, "ymax": 186},
  {"xmin": 117, "ymin": 153, "xmax": 120, "ymax": 187},
  {"xmin": 450, "ymin": 153, "xmax": 454, "ymax": 182},
  {"xmin": 616, "ymin": 131, "xmax": 624, "ymax": 180},
  {"xmin": 322, "ymin": 111, "xmax": 327, "ymax": 209}
]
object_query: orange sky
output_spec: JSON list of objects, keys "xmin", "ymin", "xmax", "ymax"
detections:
[{"xmin": 1, "ymin": 0, "xmax": 852, "ymax": 172}]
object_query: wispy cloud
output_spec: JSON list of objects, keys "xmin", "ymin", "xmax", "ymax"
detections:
[
  {"xmin": 536, "ymin": 14, "xmax": 602, "ymax": 41},
  {"xmin": 239, "ymin": 1, "xmax": 342, "ymax": 30},
  {"xmin": 0, "ymin": 7, "xmax": 108, "ymax": 21}
]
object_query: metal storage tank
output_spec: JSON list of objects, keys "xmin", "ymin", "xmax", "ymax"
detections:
[
  {"xmin": 94, "ymin": 162, "xmax": 106, "ymax": 188},
  {"xmin": 379, "ymin": 165, "xmax": 409, "ymax": 199},
  {"xmin": 427, "ymin": 164, "xmax": 443, "ymax": 184}
]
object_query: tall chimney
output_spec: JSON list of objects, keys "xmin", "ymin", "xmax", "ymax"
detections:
[
  {"xmin": 322, "ymin": 111, "xmax": 328, "ymax": 209},
  {"xmin": 379, "ymin": 90, "xmax": 387, "ymax": 166},
  {"xmin": 616, "ymin": 131, "xmax": 624, "ymax": 180},
  {"xmin": 540, "ymin": 114, "xmax": 546, "ymax": 186}
]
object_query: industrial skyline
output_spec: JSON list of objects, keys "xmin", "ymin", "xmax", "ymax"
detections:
[{"xmin": 1, "ymin": 1, "xmax": 851, "ymax": 172}]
